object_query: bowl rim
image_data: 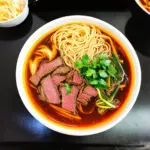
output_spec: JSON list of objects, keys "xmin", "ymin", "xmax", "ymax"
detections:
[
  {"xmin": 135, "ymin": 0, "xmax": 150, "ymax": 15},
  {"xmin": 16, "ymin": 15, "xmax": 141, "ymax": 136},
  {"xmin": 0, "ymin": 0, "xmax": 28, "ymax": 24}
]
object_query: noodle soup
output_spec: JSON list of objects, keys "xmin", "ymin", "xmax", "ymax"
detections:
[
  {"xmin": 16, "ymin": 16, "xmax": 141, "ymax": 135},
  {"xmin": 24, "ymin": 23, "xmax": 132, "ymax": 128}
]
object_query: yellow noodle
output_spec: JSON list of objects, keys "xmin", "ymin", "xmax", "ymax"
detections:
[{"xmin": 51, "ymin": 23, "xmax": 115, "ymax": 68}]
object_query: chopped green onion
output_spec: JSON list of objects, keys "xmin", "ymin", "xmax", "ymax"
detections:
[
  {"xmin": 98, "ymin": 108, "xmax": 107, "ymax": 115},
  {"xmin": 96, "ymin": 88, "xmax": 116, "ymax": 108}
]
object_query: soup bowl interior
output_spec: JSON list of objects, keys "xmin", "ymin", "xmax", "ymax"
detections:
[{"xmin": 16, "ymin": 15, "xmax": 141, "ymax": 136}]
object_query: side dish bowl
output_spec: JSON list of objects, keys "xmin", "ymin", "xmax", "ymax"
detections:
[{"xmin": 0, "ymin": 0, "xmax": 29, "ymax": 27}]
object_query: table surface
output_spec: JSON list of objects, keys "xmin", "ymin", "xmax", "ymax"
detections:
[{"xmin": 0, "ymin": 3, "xmax": 150, "ymax": 146}]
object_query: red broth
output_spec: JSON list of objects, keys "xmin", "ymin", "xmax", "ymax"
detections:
[{"xmin": 23, "ymin": 24, "xmax": 135, "ymax": 129}]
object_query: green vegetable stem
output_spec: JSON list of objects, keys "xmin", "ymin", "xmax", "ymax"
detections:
[{"xmin": 74, "ymin": 53, "xmax": 125, "ymax": 115}]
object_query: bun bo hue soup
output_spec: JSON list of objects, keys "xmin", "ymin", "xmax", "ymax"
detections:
[{"xmin": 23, "ymin": 23, "xmax": 132, "ymax": 128}]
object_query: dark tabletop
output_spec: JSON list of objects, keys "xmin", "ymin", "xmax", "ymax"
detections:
[{"xmin": 0, "ymin": 0, "xmax": 150, "ymax": 148}]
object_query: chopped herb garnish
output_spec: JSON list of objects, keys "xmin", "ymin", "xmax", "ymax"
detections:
[
  {"xmin": 89, "ymin": 80, "xmax": 99, "ymax": 85},
  {"xmin": 74, "ymin": 53, "xmax": 118, "ymax": 89},
  {"xmin": 82, "ymin": 54, "xmax": 90, "ymax": 65},
  {"xmin": 74, "ymin": 53, "xmax": 125, "ymax": 116},
  {"xmin": 104, "ymin": 60, "xmax": 111, "ymax": 67},
  {"xmin": 92, "ymin": 57, "xmax": 98, "ymax": 68},
  {"xmin": 99, "ymin": 79, "xmax": 107, "ymax": 86},
  {"xmin": 107, "ymin": 64, "xmax": 117, "ymax": 77},
  {"xmin": 86, "ymin": 68, "xmax": 96, "ymax": 77},
  {"xmin": 99, "ymin": 53, "xmax": 108, "ymax": 59},
  {"xmin": 99, "ymin": 70, "xmax": 108, "ymax": 78},
  {"xmin": 64, "ymin": 83, "xmax": 72, "ymax": 95},
  {"xmin": 74, "ymin": 60, "xmax": 83, "ymax": 68}
]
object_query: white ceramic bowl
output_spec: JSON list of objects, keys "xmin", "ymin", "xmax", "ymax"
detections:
[
  {"xmin": 16, "ymin": 15, "xmax": 141, "ymax": 136},
  {"xmin": 0, "ymin": 0, "xmax": 29, "ymax": 27},
  {"xmin": 135, "ymin": 0, "xmax": 150, "ymax": 15}
]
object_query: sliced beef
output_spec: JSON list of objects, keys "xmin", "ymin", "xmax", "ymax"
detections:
[
  {"xmin": 38, "ymin": 86, "xmax": 47, "ymax": 101},
  {"xmin": 77, "ymin": 98, "xmax": 88, "ymax": 106},
  {"xmin": 39, "ymin": 60, "xmax": 49, "ymax": 67},
  {"xmin": 73, "ymin": 71, "xmax": 83, "ymax": 85},
  {"xmin": 77, "ymin": 93, "xmax": 91, "ymax": 105},
  {"xmin": 41, "ymin": 75, "xmax": 60, "ymax": 104},
  {"xmin": 52, "ymin": 66, "xmax": 71, "ymax": 76},
  {"xmin": 52, "ymin": 75, "xmax": 66, "ymax": 86},
  {"xmin": 37, "ymin": 85, "xmax": 41, "ymax": 94},
  {"xmin": 78, "ymin": 93, "xmax": 91, "ymax": 102},
  {"xmin": 60, "ymin": 86, "xmax": 79, "ymax": 113},
  {"xmin": 83, "ymin": 86, "xmax": 98, "ymax": 97},
  {"xmin": 66, "ymin": 70, "xmax": 74, "ymax": 83},
  {"xmin": 30, "ymin": 57, "xmax": 63, "ymax": 86},
  {"xmin": 66, "ymin": 71, "xmax": 83, "ymax": 85}
]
